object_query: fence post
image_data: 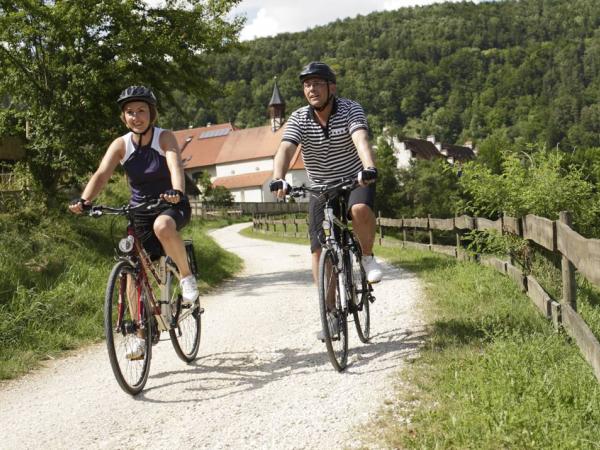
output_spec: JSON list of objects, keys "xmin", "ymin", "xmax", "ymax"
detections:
[
  {"xmin": 378, "ymin": 211, "xmax": 383, "ymax": 246},
  {"xmin": 455, "ymin": 214, "xmax": 461, "ymax": 257},
  {"xmin": 402, "ymin": 216, "xmax": 407, "ymax": 247},
  {"xmin": 427, "ymin": 214, "xmax": 433, "ymax": 249},
  {"xmin": 560, "ymin": 211, "xmax": 577, "ymax": 310}
]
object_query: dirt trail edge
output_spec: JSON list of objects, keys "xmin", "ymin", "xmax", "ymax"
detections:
[{"xmin": 0, "ymin": 223, "xmax": 425, "ymax": 450}]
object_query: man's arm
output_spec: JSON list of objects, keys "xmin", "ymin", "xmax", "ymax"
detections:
[
  {"xmin": 351, "ymin": 129, "xmax": 376, "ymax": 168},
  {"xmin": 271, "ymin": 140, "xmax": 298, "ymax": 198},
  {"xmin": 272, "ymin": 140, "xmax": 298, "ymax": 179}
]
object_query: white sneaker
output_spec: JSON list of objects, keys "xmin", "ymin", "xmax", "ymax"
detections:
[
  {"xmin": 180, "ymin": 275, "xmax": 199, "ymax": 305},
  {"xmin": 362, "ymin": 255, "xmax": 383, "ymax": 284},
  {"xmin": 126, "ymin": 337, "xmax": 145, "ymax": 361},
  {"xmin": 317, "ymin": 312, "xmax": 339, "ymax": 341}
]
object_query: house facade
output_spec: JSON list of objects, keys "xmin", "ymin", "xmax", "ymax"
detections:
[{"xmin": 173, "ymin": 81, "xmax": 308, "ymax": 203}]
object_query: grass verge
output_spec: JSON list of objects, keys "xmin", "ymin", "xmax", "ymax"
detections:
[
  {"xmin": 374, "ymin": 246, "xmax": 600, "ymax": 449},
  {"xmin": 0, "ymin": 211, "xmax": 242, "ymax": 380}
]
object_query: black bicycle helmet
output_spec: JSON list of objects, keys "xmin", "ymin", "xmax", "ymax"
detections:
[
  {"xmin": 299, "ymin": 62, "xmax": 336, "ymax": 83},
  {"xmin": 117, "ymin": 85, "xmax": 157, "ymax": 108}
]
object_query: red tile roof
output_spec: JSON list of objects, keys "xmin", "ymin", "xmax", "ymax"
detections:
[
  {"xmin": 173, "ymin": 123, "xmax": 234, "ymax": 169},
  {"xmin": 173, "ymin": 122, "xmax": 304, "ymax": 171},
  {"xmin": 212, "ymin": 170, "xmax": 272, "ymax": 189},
  {"xmin": 216, "ymin": 126, "xmax": 285, "ymax": 164}
]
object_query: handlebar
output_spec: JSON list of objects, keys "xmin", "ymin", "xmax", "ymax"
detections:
[
  {"xmin": 87, "ymin": 198, "xmax": 168, "ymax": 218},
  {"xmin": 287, "ymin": 177, "xmax": 359, "ymax": 199}
]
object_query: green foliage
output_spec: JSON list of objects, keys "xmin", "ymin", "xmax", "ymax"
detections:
[
  {"xmin": 373, "ymin": 137, "xmax": 401, "ymax": 218},
  {"xmin": 195, "ymin": 170, "xmax": 234, "ymax": 206},
  {"xmin": 0, "ymin": 0, "xmax": 242, "ymax": 199},
  {"xmin": 160, "ymin": 0, "xmax": 600, "ymax": 156},
  {"xmin": 395, "ymin": 159, "xmax": 462, "ymax": 218},
  {"xmin": 459, "ymin": 148, "xmax": 600, "ymax": 234}
]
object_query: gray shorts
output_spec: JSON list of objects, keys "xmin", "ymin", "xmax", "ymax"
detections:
[{"xmin": 308, "ymin": 184, "xmax": 375, "ymax": 253}]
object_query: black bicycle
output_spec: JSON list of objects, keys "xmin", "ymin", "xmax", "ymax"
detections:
[
  {"xmin": 289, "ymin": 178, "xmax": 375, "ymax": 371},
  {"xmin": 88, "ymin": 199, "xmax": 202, "ymax": 395}
]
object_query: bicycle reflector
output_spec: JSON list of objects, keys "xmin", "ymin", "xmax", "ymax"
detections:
[{"xmin": 118, "ymin": 235, "xmax": 135, "ymax": 253}]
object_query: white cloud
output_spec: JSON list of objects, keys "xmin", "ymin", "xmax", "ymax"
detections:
[{"xmin": 232, "ymin": 0, "xmax": 482, "ymax": 41}]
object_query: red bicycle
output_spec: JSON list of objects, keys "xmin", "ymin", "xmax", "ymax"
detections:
[{"xmin": 88, "ymin": 199, "xmax": 202, "ymax": 395}]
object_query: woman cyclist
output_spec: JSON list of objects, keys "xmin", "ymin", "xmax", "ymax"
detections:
[{"xmin": 68, "ymin": 86, "xmax": 198, "ymax": 358}]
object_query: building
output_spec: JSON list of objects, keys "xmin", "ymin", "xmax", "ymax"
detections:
[
  {"xmin": 387, "ymin": 133, "xmax": 475, "ymax": 168},
  {"xmin": 173, "ymin": 80, "xmax": 308, "ymax": 203}
]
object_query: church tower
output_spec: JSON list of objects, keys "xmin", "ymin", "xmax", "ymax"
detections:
[{"xmin": 268, "ymin": 77, "xmax": 285, "ymax": 132}]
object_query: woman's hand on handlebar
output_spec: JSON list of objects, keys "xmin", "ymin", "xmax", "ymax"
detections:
[
  {"xmin": 68, "ymin": 197, "xmax": 92, "ymax": 215},
  {"xmin": 160, "ymin": 189, "xmax": 184, "ymax": 204}
]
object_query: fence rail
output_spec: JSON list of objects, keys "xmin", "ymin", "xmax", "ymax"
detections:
[
  {"xmin": 253, "ymin": 209, "xmax": 600, "ymax": 382},
  {"xmin": 189, "ymin": 201, "xmax": 308, "ymax": 218}
]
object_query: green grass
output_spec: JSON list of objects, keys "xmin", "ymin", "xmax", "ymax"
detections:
[
  {"xmin": 374, "ymin": 247, "xmax": 600, "ymax": 450},
  {"xmin": 0, "ymin": 210, "xmax": 242, "ymax": 379},
  {"xmin": 242, "ymin": 229, "xmax": 600, "ymax": 448}
]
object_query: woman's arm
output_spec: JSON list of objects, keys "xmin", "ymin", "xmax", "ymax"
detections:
[
  {"xmin": 161, "ymin": 130, "xmax": 186, "ymax": 195},
  {"xmin": 69, "ymin": 138, "xmax": 124, "ymax": 213}
]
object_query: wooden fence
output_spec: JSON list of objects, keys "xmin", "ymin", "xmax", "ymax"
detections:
[
  {"xmin": 252, "ymin": 214, "xmax": 310, "ymax": 238},
  {"xmin": 190, "ymin": 201, "xmax": 308, "ymax": 218},
  {"xmin": 254, "ymin": 210, "xmax": 600, "ymax": 382}
]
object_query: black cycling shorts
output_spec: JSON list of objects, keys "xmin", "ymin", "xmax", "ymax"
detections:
[
  {"xmin": 308, "ymin": 183, "xmax": 375, "ymax": 253},
  {"xmin": 133, "ymin": 199, "xmax": 191, "ymax": 260}
]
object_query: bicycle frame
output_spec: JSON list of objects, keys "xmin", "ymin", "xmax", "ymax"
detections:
[
  {"xmin": 290, "ymin": 178, "xmax": 360, "ymax": 312},
  {"xmin": 91, "ymin": 201, "xmax": 187, "ymax": 334}
]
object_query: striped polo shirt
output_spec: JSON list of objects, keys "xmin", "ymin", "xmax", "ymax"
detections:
[{"xmin": 282, "ymin": 97, "xmax": 368, "ymax": 185}]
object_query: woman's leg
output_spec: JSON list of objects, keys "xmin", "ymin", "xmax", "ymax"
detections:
[{"xmin": 153, "ymin": 215, "xmax": 191, "ymax": 278}]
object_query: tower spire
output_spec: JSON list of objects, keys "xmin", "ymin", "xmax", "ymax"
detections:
[{"xmin": 268, "ymin": 77, "xmax": 285, "ymax": 132}]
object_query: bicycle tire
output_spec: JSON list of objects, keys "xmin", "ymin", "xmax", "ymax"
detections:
[
  {"xmin": 167, "ymin": 265, "xmax": 202, "ymax": 362},
  {"xmin": 104, "ymin": 260, "xmax": 152, "ymax": 395},
  {"xmin": 318, "ymin": 248, "xmax": 348, "ymax": 371},
  {"xmin": 350, "ymin": 241, "xmax": 370, "ymax": 343}
]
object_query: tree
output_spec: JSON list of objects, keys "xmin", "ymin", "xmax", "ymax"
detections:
[{"xmin": 0, "ymin": 0, "xmax": 242, "ymax": 201}]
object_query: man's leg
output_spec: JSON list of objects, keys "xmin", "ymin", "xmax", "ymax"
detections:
[
  {"xmin": 350, "ymin": 203, "xmax": 382, "ymax": 283},
  {"xmin": 350, "ymin": 203, "xmax": 376, "ymax": 256}
]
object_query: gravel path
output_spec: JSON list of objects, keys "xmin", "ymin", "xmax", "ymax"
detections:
[{"xmin": 0, "ymin": 223, "xmax": 425, "ymax": 450}]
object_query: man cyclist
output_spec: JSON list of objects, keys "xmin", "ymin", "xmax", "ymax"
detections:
[{"xmin": 270, "ymin": 61, "xmax": 383, "ymax": 301}]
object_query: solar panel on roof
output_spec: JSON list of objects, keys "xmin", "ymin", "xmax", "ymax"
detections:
[{"xmin": 199, "ymin": 128, "xmax": 230, "ymax": 139}]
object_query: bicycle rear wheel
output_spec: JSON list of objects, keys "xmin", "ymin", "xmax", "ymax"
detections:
[
  {"xmin": 350, "ymin": 242, "xmax": 370, "ymax": 343},
  {"xmin": 104, "ymin": 260, "xmax": 152, "ymax": 395},
  {"xmin": 167, "ymin": 265, "xmax": 202, "ymax": 362},
  {"xmin": 318, "ymin": 248, "xmax": 348, "ymax": 371}
]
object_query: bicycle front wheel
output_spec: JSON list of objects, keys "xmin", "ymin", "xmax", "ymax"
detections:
[
  {"xmin": 104, "ymin": 260, "xmax": 152, "ymax": 395},
  {"xmin": 350, "ymin": 242, "xmax": 370, "ymax": 343},
  {"xmin": 167, "ymin": 266, "xmax": 202, "ymax": 362},
  {"xmin": 318, "ymin": 248, "xmax": 348, "ymax": 371}
]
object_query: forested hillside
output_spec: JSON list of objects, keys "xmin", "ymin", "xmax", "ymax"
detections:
[{"xmin": 170, "ymin": 0, "xmax": 600, "ymax": 151}]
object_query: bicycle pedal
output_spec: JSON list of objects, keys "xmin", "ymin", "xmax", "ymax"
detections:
[{"xmin": 369, "ymin": 295, "xmax": 376, "ymax": 303}]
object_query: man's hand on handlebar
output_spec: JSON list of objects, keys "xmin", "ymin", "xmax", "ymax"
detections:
[
  {"xmin": 357, "ymin": 167, "xmax": 378, "ymax": 187},
  {"xmin": 68, "ymin": 197, "xmax": 92, "ymax": 215},
  {"xmin": 269, "ymin": 178, "xmax": 289, "ymax": 199}
]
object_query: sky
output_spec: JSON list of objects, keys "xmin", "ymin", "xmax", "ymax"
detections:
[{"xmin": 230, "ymin": 0, "xmax": 485, "ymax": 41}]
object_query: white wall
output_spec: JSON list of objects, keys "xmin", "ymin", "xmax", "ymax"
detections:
[
  {"xmin": 216, "ymin": 158, "xmax": 273, "ymax": 178},
  {"xmin": 230, "ymin": 188, "xmax": 264, "ymax": 203}
]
